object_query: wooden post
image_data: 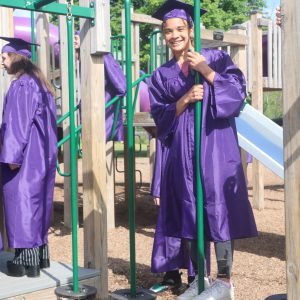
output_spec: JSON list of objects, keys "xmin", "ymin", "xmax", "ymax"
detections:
[
  {"xmin": 58, "ymin": 5, "xmax": 72, "ymax": 228},
  {"xmin": 282, "ymin": 0, "xmax": 300, "ymax": 298},
  {"xmin": 106, "ymin": 141, "xmax": 115, "ymax": 230},
  {"xmin": 80, "ymin": 0, "xmax": 108, "ymax": 298},
  {"xmin": 36, "ymin": 13, "xmax": 51, "ymax": 79},
  {"xmin": 230, "ymin": 25, "xmax": 248, "ymax": 182},
  {"xmin": 250, "ymin": 12, "xmax": 264, "ymax": 210},
  {"xmin": 0, "ymin": 7, "xmax": 14, "ymax": 251}
]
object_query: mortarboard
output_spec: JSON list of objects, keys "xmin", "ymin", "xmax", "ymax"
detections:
[
  {"xmin": 152, "ymin": 0, "xmax": 206, "ymax": 26},
  {"xmin": 0, "ymin": 37, "xmax": 39, "ymax": 59}
]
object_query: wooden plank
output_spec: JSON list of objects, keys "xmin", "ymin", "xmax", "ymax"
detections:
[
  {"xmin": 273, "ymin": 23, "xmax": 278, "ymax": 88},
  {"xmin": 250, "ymin": 12, "xmax": 264, "ymax": 210},
  {"xmin": 131, "ymin": 12, "xmax": 162, "ymax": 26},
  {"xmin": 282, "ymin": 1, "xmax": 300, "ymax": 298},
  {"xmin": 58, "ymin": 5, "xmax": 72, "ymax": 229},
  {"xmin": 36, "ymin": 13, "xmax": 51, "ymax": 79},
  {"xmin": 229, "ymin": 25, "xmax": 248, "ymax": 183},
  {"xmin": 267, "ymin": 20, "xmax": 273, "ymax": 88},
  {"xmin": 106, "ymin": 141, "xmax": 115, "ymax": 230},
  {"xmin": 278, "ymin": 25, "xmax": 282, "ymax": 89},
  {"xmin": 133, "ymin": 112, "xmax": 155, "ymax": 127},
  {"xmin": 80, "ymin": 1, "xmax": 108, "ymax": 298}
]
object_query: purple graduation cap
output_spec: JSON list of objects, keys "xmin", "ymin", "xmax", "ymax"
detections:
[
  {"xmin": 152, "ymin": 0, "xmax": 206, "ymax": 26},
  {"xmin": 0, "ymin": 36, "xmax": 39, "ymax": 59}
]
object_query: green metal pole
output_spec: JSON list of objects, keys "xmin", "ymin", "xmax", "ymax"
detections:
[
  {"xmin": 194, "ymin": 0, "xmax": 205, "ymax": 294},
  {"xmin": 160, "ymin": 33, "xmax": 164, "ymax": 66},
  {"xmin": 30, "ymin": 11, "xmax": 36, "ymax": 62},
  {"xmin": 66, "ymin": 13, "xmax": 79, "ymax": 294},
  {"xmin": 125, "ymin": 0, "xmax": 136, "ymax": 297},
  {"xmin": 33, "ymin": 0, "xmax": 56, "ymax": 8},
  {"xmin": 154, "ymin": 32, "xmax": 158, "ymax": 70},
  {"xmin": 149, "ymin": 34, "xmax": 153, "ymax": 74}
]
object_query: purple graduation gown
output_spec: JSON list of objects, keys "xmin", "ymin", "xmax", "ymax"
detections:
[
  {"xmin": 0, "ymin": 233, "xmax": 2, "ymax": 250},
  {"xmin": 104, "ymin": 53, "xmax": 126, "ymax": 141},
  {"xmin": 0, "ymin": 74, "xmax": 57, "ymax": 248},
  {"xmin": 149, "ymin": 49, "xmax": 257, "ymax": 242},
  {"xmin": 151, "ymin": 138, "xmax": 195, "ymax": 276}
]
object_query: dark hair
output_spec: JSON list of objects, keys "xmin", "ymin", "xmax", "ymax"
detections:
[{"xmin": 8, "ymin": 53, "xmax": 54, "ymax": 96}]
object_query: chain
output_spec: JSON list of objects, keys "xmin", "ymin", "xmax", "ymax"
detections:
[{"xmin": 67, "ymin": 0, "xmax": 72, "ymax": 20}]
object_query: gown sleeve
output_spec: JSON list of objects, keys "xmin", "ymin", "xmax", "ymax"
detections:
[
  {"xmin": 148, "ymin": 70, "xmax": 178, "ymax": 145},
  {"xmin": 0, "ymin": 80, "xmax": 37, "ymax": 165},
  {"xmin": 209, "ymin": 50, "xmax": 247, "ymax": 119},
  {"xmin": 104, "ymin": 53, "xmax": 127, "ymax": 97}
]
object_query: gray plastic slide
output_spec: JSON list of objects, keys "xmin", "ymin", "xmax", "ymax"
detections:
[{"xmin": 235, "ymin": 103, "xmax": 283, "ymax": 179}]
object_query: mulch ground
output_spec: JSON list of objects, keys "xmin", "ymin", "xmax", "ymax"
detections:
[{"xmin": 49, "ymin": 158, "xmax": 286, "ymax": 300}]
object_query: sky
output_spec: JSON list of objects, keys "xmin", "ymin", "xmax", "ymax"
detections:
[{"xmin": 265, "ymin": 0, "xmax": 281, "ymax": 18}]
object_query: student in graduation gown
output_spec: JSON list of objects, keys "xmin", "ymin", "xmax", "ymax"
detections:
[
  {"xmin": 0, "ymin": 37, "xmax": 57, "ymax": 278},
  {"xmin": 149, "ymin": 1, "xmax": 258, "ymax": 299},
  {"xmin": 151, "ymin": 137, "xmax": 199, "ymax": 289},
  {"xmin": 74, "ymin": 31, "xmax": 126, "ymax": 142}
]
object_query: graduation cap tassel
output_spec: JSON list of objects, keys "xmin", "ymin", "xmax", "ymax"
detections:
[{"xmin": 194, "ymin": 0, "xmax": 206, "ymax": 295}]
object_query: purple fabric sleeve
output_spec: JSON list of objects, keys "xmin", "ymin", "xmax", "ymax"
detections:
[
  {"xmin": 104, "ymin": 53, "xmax": 126, "ymax": 97},
  {"xmin": 148, "ymin": 70, "xmax": 178, "ymax": 145},
  {"xmin": 0, "ymin": 81, "xmax": 37, "ymax": 165},
  {"xmin": 210, "ymin": 51, "xmax": 247, "ymax": 119}
]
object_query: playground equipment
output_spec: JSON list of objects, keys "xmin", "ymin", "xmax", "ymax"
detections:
[{"xmin": 236, "ymin": 103, "xmax": 283, "ymax": 179}]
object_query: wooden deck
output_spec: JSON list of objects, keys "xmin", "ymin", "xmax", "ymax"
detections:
[{"xmin": 0, "ymin": 252, "xmax": 100, "ymax": 300}]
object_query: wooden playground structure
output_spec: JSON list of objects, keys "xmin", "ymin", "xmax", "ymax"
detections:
[{"xmin": 0, "ymin": 0, "xmax": 299, "ymax": 299}]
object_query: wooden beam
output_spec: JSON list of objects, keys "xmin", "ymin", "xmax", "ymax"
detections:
[
  {"xmin": 36, "ymin": 13, "xmax": 51, "ymax": 79},
  {"xmin": 106, "ymin": 141, "xmax": 115, "ymax": 230},
  {"xmin": 250, "ymin": 12, "xmax": 264, "ymax": 210},
  {"xmin": 282, "ymin": 0, "xmax": 300, "ymax": 298},
  {"xmin": 80, "ymin": 0, "xmax": 108, "ymax": 298},
  {"xmin": 229, "ymin": 25, "xmax": 248, "ymax": 183}
]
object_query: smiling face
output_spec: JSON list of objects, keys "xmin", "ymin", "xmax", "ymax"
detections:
[
  {"xmin": 1, "ymin": 52, "xmax": 13, "ymax": 74},
  {"xmin": 163, "ymin": 18, "xmax": 192, "ymax": 59}
]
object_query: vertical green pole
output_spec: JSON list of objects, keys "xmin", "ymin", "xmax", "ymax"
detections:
[
  {"xmin": 125, "ymin": 0, "xmax": 136, "ymax": 297},
  {"xmin": 115, "ymin": 38, "xmax": 119, "ymax": 62},
  {"xmin": 121, "ymin": 37, "xmax": 125, "ymax": 71},
  {"xmin": 194, "ymin": 0, "xmax": 205, "ymax": 294},
  {"xmin": 149, "ymin": 34, "xmax": 153, "ymax": 73},
  {"xmin": 30, "ymin": 11, "xmax": 36, "ymax": 62},
  {"xmin": 154, "ymin": 32, "xmax": 158, "ymax": 70},
  {"xmin": 160, "ymin": 33, "xmax": 164, "ymax": 66},
  {"xmin": 66, "ymin": 14, "xmax": 79, "ymax": 294}
]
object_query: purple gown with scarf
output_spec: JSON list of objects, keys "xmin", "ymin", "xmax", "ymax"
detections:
[
  {"xmin": 149, "ymin": 49, "xmax": 257, "ymax": 242},
  {"xmin": 0, "ymin": 74, "xmax": 57, "ymax": 248}
]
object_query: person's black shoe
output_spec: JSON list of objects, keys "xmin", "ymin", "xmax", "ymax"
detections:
[
  {"xmin": 7, "ymin": 261, "xmax": 40, "ymax": 278},
  {"xmin": 26, "ymin": 265, "xmax": 40, "ymax": 277},
  {"xmin": 161, "ymin": 270, "xmax": 182, "ymax": 288},
  {"xmin": 7, "ymin": 261, "xmax": 26, "ymax": 277},
  {"xmin": 40, "ymin": 258, "xmax": 50, "ymax": 269}
]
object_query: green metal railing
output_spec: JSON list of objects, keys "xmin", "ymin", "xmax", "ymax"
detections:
[
  {"xmin": 0, "ymin": 0, "xmax": 94, "ymax": 18},
  {"xmin": 30, "ymin": 11, "xmax": 36, "ymax": 62},
  {"xmin": 149, "ymin": 29, "xmax": 169, "ymax": 73},
  {"xmin": 111, "ymin": 35, "xmax": 125, "ymax": 71},
  {"xmin": 194, "ymin": 0, "xmax": 205, "ymax": 294}
]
